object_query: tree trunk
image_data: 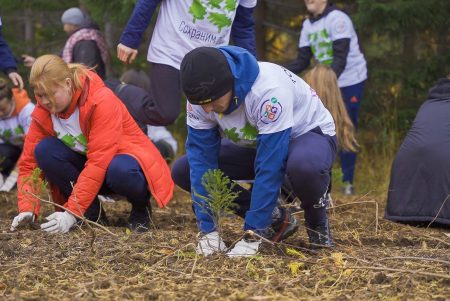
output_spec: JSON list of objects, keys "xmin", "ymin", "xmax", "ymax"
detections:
[
  {"xmin": 254, "ymin": 1, "xmax": 266, "ymax": 60},
  {"xmin": 24, "ymin": 7, "xmax": 34, "ymax": 53},
  {"xmin": 104, "ymin": 16, "xmax": 114, "ymax": 78}
]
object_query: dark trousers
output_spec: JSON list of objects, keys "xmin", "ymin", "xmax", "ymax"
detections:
[
  {"xmin": 145, "ymin": 63, "xmax": 182, "ymax": 125},
  {"xmin": 172, "ymin": 130, "xmax": 337, "ymax": 226},
  {"xmin": 34, "ymin": 137, "xmax": 150, "ymax": 210},
  {"xmin": 0, "ymin": 143, "xmax": 22, "ymax": 176},
  {"xmin": 340, "ymin": 80, "xmax": 365, "ymax": 184}
]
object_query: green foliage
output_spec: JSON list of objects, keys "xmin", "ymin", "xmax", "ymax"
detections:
[
  {"xmin": 81, "ymin": 0, "xmax": 138, "ymax": 24},
  {"xmin": 195, "ymin": 169, "xmax": 240, "ymax": 234},
  {"xmin": 23, "ymin": 167, "xmax": 48, "ymax": 192}
]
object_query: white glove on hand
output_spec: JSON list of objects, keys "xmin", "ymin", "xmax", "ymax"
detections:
[
  {"xmin": 10, "ymin": 212, "xmax": 34, "ymax": 231},
  {"xmin": 227, "ymin": 238, "xmax": 261, "ymax": 257},
  {"xmin": 196, "ymin": 231, "xmax": 227, "ymax": 256},
  {"xmin": 40, "ymin": 211, "xmax": 77, "ymax": 234}
]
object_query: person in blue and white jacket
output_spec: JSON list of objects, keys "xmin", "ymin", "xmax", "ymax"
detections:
[
  {"xmin": 286, "ymin": 0, "xmax": 367, "ymax": 195},
  {"xmin": 116, "ymin": 0, "xmax": 258, "ymax": 126},
  {"xmin": 172, "ymin": 46, "xmax": 337, "ymax": 257}
]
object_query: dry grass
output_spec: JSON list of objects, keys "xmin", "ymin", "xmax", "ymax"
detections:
[{"xmin": 0, "ymin": 186, "xmax": 449, "ymax": 301}]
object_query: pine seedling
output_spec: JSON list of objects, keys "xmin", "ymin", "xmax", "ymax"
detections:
[
  {"xmin": 22, "ymin": 167, "xmax": 48, "ymax": 192},
  {"xmin": 195, "ymin": 169, "xmax": 240, "ymax": 236}
]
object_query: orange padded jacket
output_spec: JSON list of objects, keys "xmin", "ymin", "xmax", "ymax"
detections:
[{"xmin": 17, "ymin": 71, "xmax": 173, "ymax": 216}]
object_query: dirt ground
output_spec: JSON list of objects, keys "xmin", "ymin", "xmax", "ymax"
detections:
[{"xmin": 0, "ymin": 188, "xmax": 449, "ymax": 301}]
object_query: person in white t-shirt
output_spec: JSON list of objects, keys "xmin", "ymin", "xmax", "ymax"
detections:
[
  {"xmin": 116, "ymin": 0, "xmax": 258, "ymax": 126},
  {"xmin": 286, "ymin": 0, "xmax": 367, "ymax": 195},
  {"xmin": 172, "ymin": 46, "xmax": 337, "ymax": 257},
  {"xmin": 0, "ymin": 79, "xmax": 34, "ymax": 191}
]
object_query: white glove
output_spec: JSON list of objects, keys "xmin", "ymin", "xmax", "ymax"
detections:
[
  {"xmin": 10, "ymin": 212, "xmax": 34, "ymax": 231},
  {"xmin": 196, "ymin": 231, "xmax": 227, "ymax": 256},
  {"xmin": 40, "ymin": 211, "xmax": 77, "ymax": 234},
  {"xmin": 98, "ymin": 194, "xmax": 116, "ymax": 203},
  {"xmin": 0, "ymin": 169, "xmax": 18, "ymax": 192},
  {"xmin": 227, "ymin": 238, "xmax": 261, "ymax": 257}
]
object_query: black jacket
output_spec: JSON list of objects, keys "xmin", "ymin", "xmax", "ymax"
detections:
[{"xmin": 385, "ymin": 78, "xmax": 450, "ymax": 226}]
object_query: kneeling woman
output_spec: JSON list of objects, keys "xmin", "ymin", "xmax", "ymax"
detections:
[{"xmin": 10, "ymin": 55, "xmax": 173, "ymax": 234}]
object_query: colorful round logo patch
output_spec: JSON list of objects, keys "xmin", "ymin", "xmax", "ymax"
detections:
[
  {"xmin": 334, "ymin": 19, "xmax": 347, "ymax": 34},
  {"xmin": 260, "ymin": 97, "xmax": 282, "ymax": 124}
]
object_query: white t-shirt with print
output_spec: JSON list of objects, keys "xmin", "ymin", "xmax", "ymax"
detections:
[
  {"xmin": 51, "ymin": 107, "xmax": 88, "ymax": 154},
  {"xmin": 299, "ymin": 10, "xmax": 367, "ymax": 87},
  {"xmin": 0, "ymin": 102, "xmax": 34, "ymax": 147},
  {"xmin": 187, "ymin": 62, "xmax": 335, "ymax": 147},
  {"xmin": 148, "ymin": 0, "xmax": 257, "ymax": 69}
]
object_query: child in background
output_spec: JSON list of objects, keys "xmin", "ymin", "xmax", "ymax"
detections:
[
  {"xmin": 303, "ymin": 65, "xmax": 356, "ymax": 153},
  {"xmin": 286, "ymin": 0, "xmax": 367, "ymax": 195},
  {"xmin": 0, "ymin": 79, "xmax": 34, "ymax": 191}
]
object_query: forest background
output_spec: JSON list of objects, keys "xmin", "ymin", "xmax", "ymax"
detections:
[{"xmin": 1, "ymin": 0, "xmax": 449, "ymax": 196}]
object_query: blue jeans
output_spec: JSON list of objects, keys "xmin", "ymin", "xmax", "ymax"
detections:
[
  {"xmin": 34, "ymin": 137, "xmax": 150, "ymax": 210},
  {"xmin": 340, "ymin": 80, "xmax": 365, "ymax": 184}
]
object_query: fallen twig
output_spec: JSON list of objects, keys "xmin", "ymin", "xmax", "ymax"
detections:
[
  {"xmin": 374, "ymin": 256, "xmax": 450, "ymax": 266},
  {"xmin": 27, "ymin": 191, "xmax": 117, "ymax": 237},
  {"xmin": 426, "ymin": 194, "xmax": 450, "ymax": 228},
  {"xmin": 346, "ymin": 265, "xmax": 450, "ymax": 280}
]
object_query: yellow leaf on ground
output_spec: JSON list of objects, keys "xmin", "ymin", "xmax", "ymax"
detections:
[
  {"xmin": 288, "ymin": 262, "xmax": 304, "ymax": 276},
  {"xmin": 286, "ymin": 247, "xmax": 307, "ymax": 259},
  {"xmin": 331, "ymin": 252, "xmax": 345, "ymax": 267}
]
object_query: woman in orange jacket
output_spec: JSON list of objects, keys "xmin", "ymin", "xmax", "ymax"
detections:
[{"xmin": 10, "ymin": 54, "xmax": 174, "ymax": 234}]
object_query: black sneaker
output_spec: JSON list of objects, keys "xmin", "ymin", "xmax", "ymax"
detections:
[
  {"xmin": 305, "ymin": 220, "xmax": 335, "ymax": 249},
  {"xmin": 128, "ymin": 204, "xmax": 152, "ymax": 233},
  {"xmin": 267, "ymin": 206, "xmax": 299, "ymax": 242},
  {"xmin": 83, "ymin": 197, "xmax": 109, "ymax": 225}
]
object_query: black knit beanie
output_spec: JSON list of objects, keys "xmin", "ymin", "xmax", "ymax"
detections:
[{"xmin": 180, "ymin": 47, "xmax": 234, "ymax": 105}]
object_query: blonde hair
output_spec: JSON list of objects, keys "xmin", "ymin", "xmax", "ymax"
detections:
[
  {"xmin": 303, "ymin": 65, "xmax": 357, "ymax": 152},
  {"xmin": 29, "ymin": 54, "xmax": 91, "ymax": 98}
]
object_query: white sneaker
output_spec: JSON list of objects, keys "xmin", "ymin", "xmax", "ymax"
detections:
[
  {"xmin": 196, "ymin": 231, "xmax": 227, "ymax": 256},
  {"xmin": 342, "ymin": 183, "xmax": 354, "ymax": 196},
  {"xmin": 227, "ymin": 238, "xmax": 261, "ymax": 257}
]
